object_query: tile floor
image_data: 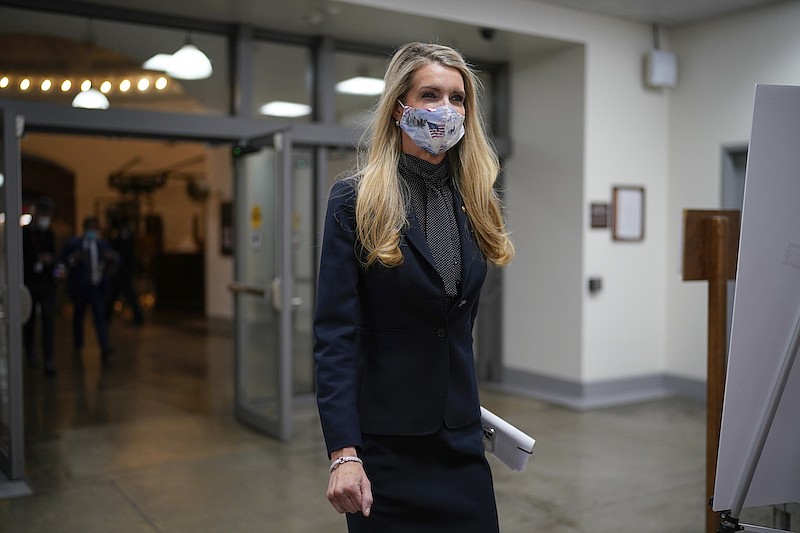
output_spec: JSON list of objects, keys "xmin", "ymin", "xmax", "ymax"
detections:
[{"xmin": 0, "ymin": 312, "xmax": 792, "ymax": 532}]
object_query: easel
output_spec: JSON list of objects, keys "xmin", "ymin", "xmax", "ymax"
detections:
[
  {"xmin": 682, "ymin": 209, "xmax": 740, "ymax": 533},
  {"xmin": 715, "ymin": 305, "xmax": 800, "ymax": 533}
]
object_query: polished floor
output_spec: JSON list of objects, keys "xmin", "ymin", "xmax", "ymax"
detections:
[{"xmin": 0, "ymin": 311, "xmax": 790, "ymax": 532}]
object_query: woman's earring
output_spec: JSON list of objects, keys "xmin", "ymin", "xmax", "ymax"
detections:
[{"xmin": 395, "ymin": 119, "xmax": 400, "ymax": 126}]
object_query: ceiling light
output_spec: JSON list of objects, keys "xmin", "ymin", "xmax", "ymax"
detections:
[
  {"xmin": 143, "ymin": 53, "xmax": 173, "ymax": 72},
  {"xmin": 120, "ymin": 79, "xmax": 131, "ymax": 92},
  {"xmin": 61, "ymin": 80, "xmax": 72, "ymax": 92},
  {"xmin": 167, "ymin": 44, "xmax": 213, "ymax": 80},
  {"xmin": 0, "ymin": 76, "xmax": 8, "ymax": 88},
  {"xmin": 143, "ymin": 42, "xmax": 213, "ymax": 81},
  {"xmin": 155, "ymin": 76, "xmax": 168, "ymax": 90},
  {"xmin": 40, "ymin": 79, "xmax": 52, "ymax": 91},
  {"xmin": 72, "ymin": 88, "xmax": 110, "ymax": 110},
  {"xmin": 100, "ymin": 80, "xmax": 112, "ymax": 93},
  {"xmin": 336, "ymin": 76, "xmax": 385, "ymax": 96},
  {"xmin": 137, "ymin": 78, "xmax": 150, "ymax": 91},
  {"xmin": 80, "ymin": 79, "xmax": 92, "ymax": 92},
  {"xmin": 20, "ymin": 78, "xmax": 31, "ymax": 91},
  {"xmin": 259, "ymin": 101, "xmax": 312, "ymax": 118}
]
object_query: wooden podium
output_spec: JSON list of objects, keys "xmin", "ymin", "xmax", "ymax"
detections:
[{"xmin": 682, "ymin": 209, "xmax": 740, "ymax": 533}]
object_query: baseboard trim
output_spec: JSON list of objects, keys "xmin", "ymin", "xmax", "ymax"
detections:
[
  {"xmin": 0, "ymin": 471, "xmax": 32, "ymax": 499},
  {"xmin": 482, "ymin": 368, "xmax": 706, "ymax": 410}
]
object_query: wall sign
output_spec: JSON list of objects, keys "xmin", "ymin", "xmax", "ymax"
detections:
[{"xmin": 612, "ymin": 186, "xmax": 645, "ymax": 241}]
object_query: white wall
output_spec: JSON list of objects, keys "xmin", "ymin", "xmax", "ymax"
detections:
[
  {"xmin": 579, "ymin": 23, "xmax": 671, "ymax": 384},
  {"xmin": 667, "ymin": 1, "xmax": 800, "ymax": 380},
  {"xmin": 504, "ymin": 43, "xmax": 584, "ymax": 381}
]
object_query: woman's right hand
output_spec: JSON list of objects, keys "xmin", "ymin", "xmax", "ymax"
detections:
[{"xmin": 327, "ymin": 447, "xmax": 373, "ymax": 517}]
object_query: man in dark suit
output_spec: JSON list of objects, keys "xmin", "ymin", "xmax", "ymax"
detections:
[
  {"xmin": 59, "ymin": 216, "xmax": 117, "ymax": 363},
  {"xmin": 22, "ymin": 196, "xmax": 58, "ymax": 375}
]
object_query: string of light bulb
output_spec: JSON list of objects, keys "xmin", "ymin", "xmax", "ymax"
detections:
[{"xmin": 0, "ymin": 74, "xmax": 170, "ymax": 95}]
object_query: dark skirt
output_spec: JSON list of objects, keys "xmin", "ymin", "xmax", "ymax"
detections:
[{"xmin": 346, "ymin": 420, "xmax": 499, "ymax": 533}]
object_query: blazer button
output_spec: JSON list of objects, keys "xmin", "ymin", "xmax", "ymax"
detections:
[{"xmin": 437, "ymin": 328, "xmax": 446, "ymax": 338}]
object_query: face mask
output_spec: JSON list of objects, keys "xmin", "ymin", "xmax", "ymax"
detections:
[
  {"xmin": 37, "ymin": 216, "xmax": 51, "ymax": 230},
  {"xmin": 85, "ymin": 229, "xmax": 98, "ymax": 240},
  {"xmin": 397, "ymin": 100, "xmax": 465, "ymax": 155}
]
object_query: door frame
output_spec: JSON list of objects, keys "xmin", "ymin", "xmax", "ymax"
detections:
[
  {"xmin": 230, "ymin": 128, "xmax": 294, "ymax": 440},
  {"xmin": 0, "ymin": 100, "xmax": 357, "ymax": 493},
  {"xmin": 0, "ymin": 109, "xmax": 26, "ymax": 491}
]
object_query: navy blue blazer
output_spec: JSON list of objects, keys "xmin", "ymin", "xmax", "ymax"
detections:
[
  {"xmin": 314, "ymin": 179, "xmax": 487, "ymax": 456},
  {"xmin": 59, "ymin": 236, "xmax": 116, "ymax": 297}
]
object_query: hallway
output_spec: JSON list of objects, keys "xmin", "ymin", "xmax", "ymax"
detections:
[{"xmin": 2, "ymin": 313, "xmax": 710, "ymax": 532}]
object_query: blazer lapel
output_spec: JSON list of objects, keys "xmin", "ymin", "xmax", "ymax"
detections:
[
  {"xmin": 402, "ymin": 208, "xmax": 438, "ymax": 272},
  {"xmin": 454, "ymin": 189, "xmax": 480, "ymax": 291},
  {"xmin": 402, "ymin": 187, "xmax": 484, "ymax": 295}
]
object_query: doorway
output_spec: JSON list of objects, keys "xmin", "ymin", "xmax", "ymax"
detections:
[
  {"xmin": 22, "ymin": 133, "xmax": 215, "ymax": 321},
  {"xmin": 19, "ymin": 133, "xmax": 241, "ymax": 493},
  {"xmin": 2, "ymin": 117, "xmax": 352, "ymax": 491}
]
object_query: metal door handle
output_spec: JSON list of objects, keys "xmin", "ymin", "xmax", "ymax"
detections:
[
  {"xmin": 270, "ymin": 277, "xmax": 302, "ymax": 312},
  {"xmin": 228, "ymin": 282, "xmax": 268, "ymax": 297}
]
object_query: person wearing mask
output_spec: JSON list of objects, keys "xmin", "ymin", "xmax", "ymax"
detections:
[
  {"xmin": 314, "ymin": 42, "xmax": 514, "ymax": 532},
  {"xmin": 22, "ymin": 196, "xmax": 58, "ymax": 375},
  {"xmin": 59, "ymin": 216, "xmax": 117, "ymax": 363}
]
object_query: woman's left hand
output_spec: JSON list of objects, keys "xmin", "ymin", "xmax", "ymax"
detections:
[{"xmin": 327, "ymin": 447, "xmax": 373, "ymax": 517}]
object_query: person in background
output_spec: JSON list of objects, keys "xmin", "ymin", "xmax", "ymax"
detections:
[
  {"xmin": 59, "ymin": 216, "xmax": 117, "ymax": 364},
  {"xmin": 314, "ymin": 42, "xmax": 514, "ymax": 532},
  {"xmin": 22, "ymin": 196, "xmax": 58, "ymax": 375},
  {"xmin": 105, "ymin": 216, "xmax": 144, "ymax": 326}
]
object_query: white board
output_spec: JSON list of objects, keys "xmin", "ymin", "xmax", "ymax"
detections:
[{"xmin": 713, "ymin": 85, "xmax": 800, "ymax": 511}]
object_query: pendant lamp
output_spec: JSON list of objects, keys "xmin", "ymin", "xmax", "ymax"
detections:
[
  {"xmin": 143, "ymin": 35, "xmax": 213, "ymax": 80},
  {"xmin": 71, "ymin": 87, "xmax": 110, "ymax": 109}
]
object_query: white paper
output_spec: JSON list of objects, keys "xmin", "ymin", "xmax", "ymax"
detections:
[{"xmin": 480, "ymin": 406, "xmax": 536, "ymax": 472}]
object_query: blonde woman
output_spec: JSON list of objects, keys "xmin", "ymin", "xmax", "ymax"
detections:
[{"xmin": 314, "ymin": 42, "xmax": 514, "ymax": 532}]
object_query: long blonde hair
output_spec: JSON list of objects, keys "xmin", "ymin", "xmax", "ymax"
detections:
[{"xmin": 355, "ymin": 42, "xmax": 514, "ymax": 268}]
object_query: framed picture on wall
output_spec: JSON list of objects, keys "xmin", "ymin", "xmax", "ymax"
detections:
[{"xmin": 612, "ymin": 186, "xmax": 645, "ymax": 241}]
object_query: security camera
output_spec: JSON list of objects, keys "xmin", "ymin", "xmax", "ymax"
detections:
[{"xmin": 480, "ymin": 27, "xmax": 495, "ymax": 41}]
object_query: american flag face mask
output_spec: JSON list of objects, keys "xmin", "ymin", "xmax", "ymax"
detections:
[{"xmin": 397, "ymin": 100, "xmax": 465, "ymax": 155}]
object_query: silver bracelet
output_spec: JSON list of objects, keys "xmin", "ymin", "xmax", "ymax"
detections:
[{"xmin": 329, "ymin": 455, "xmax": 363, "ymax": 472}]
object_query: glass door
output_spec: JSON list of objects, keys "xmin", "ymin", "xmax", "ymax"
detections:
[
  {"xmin": 231, "ymin": 130, "xmax": 294, "ymax": 440},
  {"xmin": 0, "ymin": 109, "xmax": 27, "ymax": 489}
]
